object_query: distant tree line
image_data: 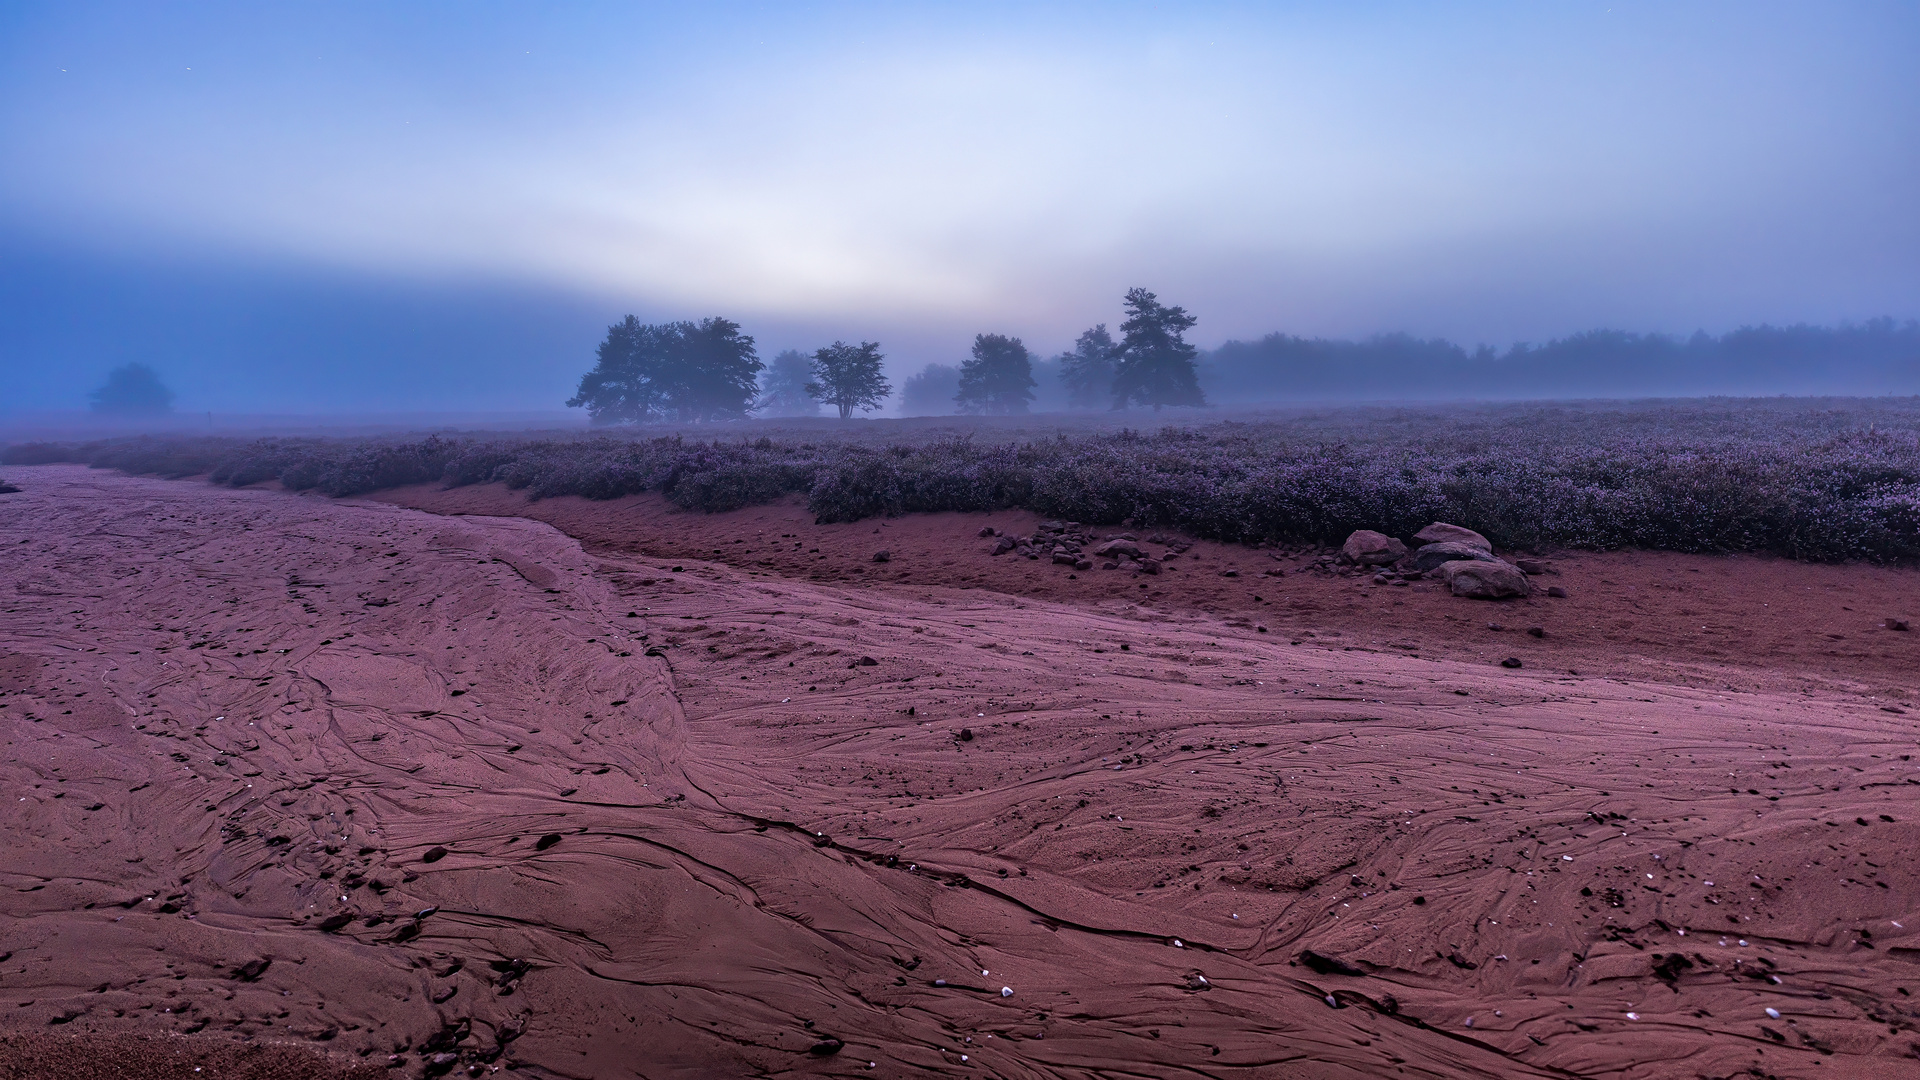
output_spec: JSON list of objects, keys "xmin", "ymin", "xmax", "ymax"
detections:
[{"xmin": 572, "ymin": 302, "xmax": 1919, "ymax": 423}]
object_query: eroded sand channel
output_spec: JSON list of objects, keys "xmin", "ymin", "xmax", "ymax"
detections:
[{"xmin": 3, "ymin": 465, "xmax": 1917, "ymax": 1078}]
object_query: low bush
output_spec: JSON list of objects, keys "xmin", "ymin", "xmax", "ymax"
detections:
[{"xmin": 6, "ymin": 398, "xmax": 1917, "ymax": 562}]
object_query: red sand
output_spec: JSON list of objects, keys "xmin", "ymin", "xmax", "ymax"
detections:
[{"xmin": 4, "ymin": 464, "xmax": 1919, "ymax": 1079}]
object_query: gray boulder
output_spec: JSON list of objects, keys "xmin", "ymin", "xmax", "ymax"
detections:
[
  {"xmin": 1412, "ymin": 541, "xmax": 1500, "ymax": 574},
  {"xmin": 1413, "ymin": 522, "xmax": 1492, "ymax": 553},
  {"xmin": 1340, "ymin": 530, "xmax": 1408, "ymax": 567},
  {"xmin": 1441, "ymin": 558, "xmax": 1530, "ymax": 599},
  {"xmin": 1094, "ymin": 539, "xmax": 1143, "ymax": 560}
]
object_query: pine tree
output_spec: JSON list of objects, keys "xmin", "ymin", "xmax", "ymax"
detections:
[
  {"xmin": 954, "ymin": 333, "xmax": 1036, "ymax": 414},
  {"xmin": 1056, "ymin": 324, "xmax": 1116, "ymax": 408},
  {"xmin": 1110, "ymin": 288, "xmax": 1204, "ymax": 411},
  {"xmin": 805, "ymin": 341, "xmax": 891, "ymax": 419}
]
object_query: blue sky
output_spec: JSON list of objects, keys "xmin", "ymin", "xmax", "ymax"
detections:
[{"xmin": 3, "ymin": 1, "xmax": 1916, "ymax": 412}]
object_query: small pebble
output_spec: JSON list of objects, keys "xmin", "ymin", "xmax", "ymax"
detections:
[
  {"xmin": 1626, "ymin": 1012, "xmax": 1639, "ymax": 1020},
  {"xmin": 1766, "ymin": 1007, "xmax": 1781, "ymax": 1019},
  {"xmin": 1001, "ymin": 986, "xmax": 1013, "ymax": 997}
]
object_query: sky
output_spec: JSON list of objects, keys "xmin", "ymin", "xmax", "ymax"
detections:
[{"xmin": 3, "ymin": 1, "xmax": 1917, "ymax": 414}]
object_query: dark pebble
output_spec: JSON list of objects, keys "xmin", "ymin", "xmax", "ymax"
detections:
[
  {"xmin": 536, "ymin": 833, "xmax": 562, "ymax": 850},
  {"xmin": 422, "ymin": 846, "xmax": 450, "ymax": 863}
]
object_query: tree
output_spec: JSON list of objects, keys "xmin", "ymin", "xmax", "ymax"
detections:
[
  {"xmin": 567, "ymin": 316, "xmax": 762, "ymax": 423},
  {"xmin": 755, "ymin": 349, "xmax": 820, "ymax": 416},
  {"xmin": 1110, "ymin": 288, "xmax": 1204, "ymax": 411},
  {"xmin": 89, "ymin": 362, "xmax": 174, "ymax": 415},
  {"xmin": 806, "ymin": 341, "xmax": 891, "ymax": 419},
  {"xmin": 900, "ymin": 363, "xmax": 962, "ymax": 416},
  {"xmin": 1055, "ymin": 324, "xmax": 1117, "ymax": 408},
  {"xmin": 954, "ymin": 333, "xmax": 1036, "ymax": 414}
]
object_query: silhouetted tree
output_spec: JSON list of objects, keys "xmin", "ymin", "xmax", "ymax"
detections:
[
  {"xmin": 89, "ymin": 362, "xmax": 174, "ymax": 415},
  {"xmin": 1056, "ymin": 324, "xmax": 1117, "ymax": 408},
  {"xmin": 955, "ymin": 333, "xmax": 1036, "ymax": 414},
  {"xmin": 756, "ymin": 349, "xmax": 820, "ymax": 416},
  {"xmin": 568, "ymin": 316, "xmax": 762, "ymax": 423},
  {"xmin": 806, "ymin": 341, "xmax": 891, "ymax": 419},
  {"xmin": 900, "ymin": 363, "xmax": 962, "ymax": 416},
  {"xmin": 1110, "ymin": 288, "xmax": 1204, "ymax": 411}
]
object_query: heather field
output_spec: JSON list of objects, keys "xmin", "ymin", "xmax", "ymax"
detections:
[{"xmin": 8, "ymin": 396, "xmax": 1919, "ymax": 562}]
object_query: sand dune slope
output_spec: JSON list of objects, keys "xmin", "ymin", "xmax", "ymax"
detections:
[{"xmin": 2, "ymin": 465, "xmax": 1917, "ymax": 1078}]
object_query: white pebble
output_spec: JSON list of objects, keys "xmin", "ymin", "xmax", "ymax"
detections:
[
  {"xmin": 1561, "ymin": 855, "xmax": 1572, "ymax": 861},
  {"xmin": 1766, "ymin": 1007, "xmax": 1780, "ymax": 1019},
  {"xmin": 1464, "ymin": 1016, "xmax": 1473, "ymax": 1027},
  {"xmin": 1001, "ymin": 986, "xmax": 1013, "ymax": 997},
  {"xmin": 1626, "ymin": 1012, "xmax": 1639, "ymax": 1020},
  {"xmin": 1173, "ymin": 939, "xmax": 1184, "ymax": 948},
  {"xmin": 1326, "ymin": 994, "xmax": 1338, "ymax": 1007}
]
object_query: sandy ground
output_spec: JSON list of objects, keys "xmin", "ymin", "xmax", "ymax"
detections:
[{"xmin": 2, "ymin": 464, "xmax": 1918, "ymax": 1079}]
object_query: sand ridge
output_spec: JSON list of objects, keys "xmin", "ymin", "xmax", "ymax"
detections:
[{"xmin": 2, "ymin": 464, "xmax": 1918, "ymax": 1078}]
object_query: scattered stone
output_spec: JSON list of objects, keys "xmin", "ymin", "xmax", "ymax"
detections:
[
  {"xmin": 978, "ymin": 526, "xmax": 997, "ymax": 537},
  {"xmin": 1218, "ymin": 568, "xmax": 1237, "ymax": 578},
  {"xmin": 1137, "ymin": 559, "xmax": 1161, "ymax": 575},
  {"xmin": 1546, "ymin": 586, "xmax": 1569, "ymax": 598},
  {"xmin": 1340, "ymin": 530, "xmax": 1408, "ymax": 567},
  {"xmin": 1527, "ymin": 626, "xmax": 1545, "ymax": 638},
  {"xmin": 857, "ymin": 655, "xmax": 878, "ymax": 666},
  {"xmin": 1052, "ymin": 551, "xmax": 1077, "ymax": 565},
  {"xmin": 1411, "ymin": 541, "xmax": 1500, "ymax": 574},
  {"xmin": 1441, "ymin": 558, "xmax": 1530, "ymax": 599},
  {"xmin": 808, "ymin": 1038, "xmax": 844, "ymax": 1056},
  {"xmin": 232, "ymin": 958, "xmax": 272, "ymax": 982},
  {"xmin": 317, "ymin": 912, "xmax": 354, "ymax": 933},
  {"xmin": 1515, "ymin": 559, "xmax": 1554, "ymax": 575},
  {"xmin": 1501, "ymin": 657, "xmax": 1523, "ymax": 669},
  {"xmin": 959, "ymin": 728, "xmax": 974, "ymax": 742},
  {"xmin": 1094, "ymin": 539, "xmax": 1142, "ymax": 560},
  {"xmin": 872, "ymin": 550, "xmax": 890, "ymax": 563},
  {"xmin": 1413, "ymin": 522, "xmax": 1492, "ymax": 552},
  {"xmin": 1889, "ymin": 618, "xmax": 1911, "ymax": 631},
  {"xmin": 991, "ymin": 536, "xmax": 1016, "ymax": 555},
  {"xmin": 535, "ymin": 833, "xmax": 562, "ymax": 850},
  {"xmin": 422, "ymin": 846, "xmax": 450, "ymax": 863},
  {"xmin": 1074, "ymin": 559, "xmax": 1093, "ymax": 571}
]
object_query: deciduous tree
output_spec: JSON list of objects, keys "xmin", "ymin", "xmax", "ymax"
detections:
[
  {"xmin": 806, "ymin": 341, "xmax": 891, "ymax": 419},
  {"xmin": 954, "ymin": 333, "xmax": 1036, "ymax": 414},
  {"xmin": 89, "ymin": 362, "xmax": 174, "ymax": 415},
  {"xmin": 567, "ymin": 316, "xmax": 762, "ymax": 423}
]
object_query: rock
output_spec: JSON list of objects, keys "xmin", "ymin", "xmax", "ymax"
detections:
[
  {"xmin": 233, "ymin": 958, "xmax": 272, "ymax": 982},
  {"xmin": 1515, "ymin": 558, "xmax": 1553, "ymax": 575},
  {"xmin": 1340, "ymin": 530, "xmax": 1407, "ymax": 566},
  {"xmin": 1137, "ymin": 559, "xmax": 1161, "ymax": 575},
  {"xmin": 959, "ymin": 728, "xmax": 974, "ymax": 742},
  {"xmin": 991, "ymin": 536, "xmax": 1016, "ymax": 555},
  {"xmin": 1888, "ymin": 618, "xmax": 1910, "ymax": 631},
  {"xmin": 1052, "ymin": 551, "xmax": 1078, "ymax": 565},
  {"xmin": 1442, "ymin": 558, "xmax": 1530, "ymax": 599},
  {"xmin": 1501, "ymin": 657, "xmax": 1523, "ymax": 669},
  {"xmin": 808, "ymin": 1038, "xmax": 844, "ymax": 1056},
  {"xmin": 1218, "ymin": 568, "xmax": 1238, "ymax": 578},
  {"xmin": 1298, "ymin": 950, "xmax": 1366, "ymax": 976},
  {"xmin": 535, "ymin": 833, "xmax": 562, "ymax": 850},
  {"xmin": 1412, "ymin": 541, "xmax": 1500, "ymax": 574},
  {"xmin": 1527, "ymin": 626, "xmax": 1544, "ymax": 637},
  {"xmin": 978, "ymin": 526, "xmax": 997, "ymax": 537},
  {"xmin": 1546, "ymin": 586, "xmax": 1569, "ymax": 598},
  {"xmin": 872, "ymin": 550, "xmax": 890, "ymax": 563},
  {"xmin": 1413, "ymin": 522, "xmax": 1492, "ymax": 552},
  {"xmin": 857, "ymin": 655, "xmax": 878, "ymax": 666},
  {"xmin": 316, "ymin": 912, "xmax": 354, "ymax": 933},
  {"xmin": 1094, "ymin": 539, "xmax": 1142, "ymax": 559},
  {"xmin": 422, "ymin": 845, "xmax": 450, "ymax": 863},
  {"xmin": 1074, "ymin": 559, "xmax": 1093, "ymax": 571}
]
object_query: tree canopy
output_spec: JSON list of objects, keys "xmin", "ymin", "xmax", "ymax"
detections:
[
  {"xmin": 567, "ymin": 316, "xmax": 761, "ymax": 423},
  {"xmin": 1110, "ymin": 288, "xmax": 1204, "ymax": 410},
  {"xmin": 756, "ymin": 349, "xmax": 820, "ymax": 416},
  {"xmin": 89, "ymin": 362, "xmax": 175, "ymax": 415},
  {"xmin": 1056, "ymin": 323, "xmax": 1117, "ymax": 408},
  {"xmin": 955, "ymin": 333, "xmax": 1036, "ymax": 414},
  {"xmin": 806, "ymin": 341, "xmax": 891, "ymax": 418}
]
